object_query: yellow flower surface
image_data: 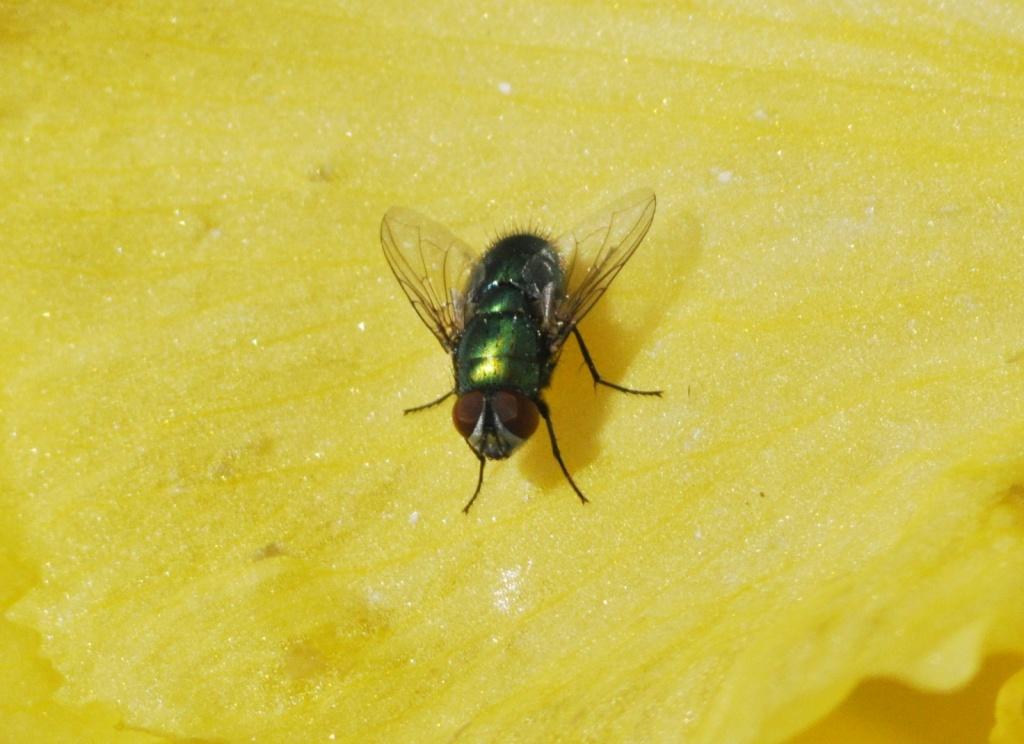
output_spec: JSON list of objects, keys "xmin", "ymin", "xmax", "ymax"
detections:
[{"xmin": 2, "ymin": 2, "xmax": 1023, "ymax": 742}]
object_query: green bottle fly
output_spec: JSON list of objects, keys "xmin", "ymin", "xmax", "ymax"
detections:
[{"xmin": 381, "ymin": 190, "xmax": 661, "ymax": 513}]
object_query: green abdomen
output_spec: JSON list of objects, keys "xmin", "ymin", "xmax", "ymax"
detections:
[
  {"xmin": 456, "ymin": 312, "xmax": 543, "ymax": 395},
  {"xmin": 454, "ymin": 234, "xmax": 562, "ymax": 397}
]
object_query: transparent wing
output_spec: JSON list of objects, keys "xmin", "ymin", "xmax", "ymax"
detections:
[
  {"xmin": 380, "ymin": 206, "xmax": 477, "ymax": 351},
  {"xmin": 553, "ymin": 189, "xmax": 657, "ymax": 339}
]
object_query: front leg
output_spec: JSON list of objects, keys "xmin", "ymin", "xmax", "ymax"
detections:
[
  {"xmin": 461, "ymin": 446, "xmax": 487, "ymax": 514},
  {"xmin": 536, "ymin": 398, "xmax": 588, "ymax": 506},
  {"xmin": 404, "ymin": 388, "xmax": 455, "ymax": 414}
]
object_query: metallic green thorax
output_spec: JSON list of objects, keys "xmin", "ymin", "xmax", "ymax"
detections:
[{"xmin": 455, "ymin": 234, "xmax": 564, "ymax": 397}]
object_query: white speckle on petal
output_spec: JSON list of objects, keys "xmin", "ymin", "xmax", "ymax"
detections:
[{"xmin": 493, "ymin": 561, "xmax": 532, "ymax": 614}]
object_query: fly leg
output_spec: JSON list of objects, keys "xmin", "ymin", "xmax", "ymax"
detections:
[
  {"xmin": 573, "ymin": 328, "xmax": 662, "ymax": 396},
  {"xmin": 462, "ymin": 446, "xmax": 486, "ymax": 514},
  {"xmin": 404, "ymin": 389, "xmax": 455, "ymax": 414},
  {"xmin": 536, "ymin": 398, "xmax": 589, "ymax": 506}
]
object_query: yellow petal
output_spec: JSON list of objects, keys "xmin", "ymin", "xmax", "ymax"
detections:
[
  {"xmin": 993, "ymin": 666, "xmax": 1024, "ymax": 744},
  {"xmin": 2, "ymin": 2, "xmax": 1023, "ymax": 743}
]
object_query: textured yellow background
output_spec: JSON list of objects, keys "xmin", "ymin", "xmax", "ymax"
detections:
[{"xmin": 2, "ymin": 2, "xmax": 1023, "ymax": 742}]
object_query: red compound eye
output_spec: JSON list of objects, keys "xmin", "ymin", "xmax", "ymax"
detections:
[
  {"xmin": 452, "ymin": 391, "xmax": 485, "ymax": 439},
  {"xmin": 490, "ymin": 390, "xmax": 539, "ymax": 440}
]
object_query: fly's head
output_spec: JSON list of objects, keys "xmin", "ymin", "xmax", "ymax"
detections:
[{"xmin": 452, "ymin": 389, "xmax": 539, "ymax": 460}]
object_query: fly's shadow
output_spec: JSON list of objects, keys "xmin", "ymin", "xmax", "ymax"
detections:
[{"xmin": 518, "ymin": 206, "xmax": 702, "ymax": 501}]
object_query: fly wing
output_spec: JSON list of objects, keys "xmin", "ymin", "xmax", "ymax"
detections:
[
  {"xmin": 552, "ymin": 189, "xmax": 657, "ymax": 342},
  {"xmin": 380, "ymin": 206, "xmax": 477, "ymax": 351}
]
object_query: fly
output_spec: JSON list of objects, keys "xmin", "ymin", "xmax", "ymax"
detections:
[{"xmin": 381, "ymin": 189, "xmax": 661, "ymax": 513}]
